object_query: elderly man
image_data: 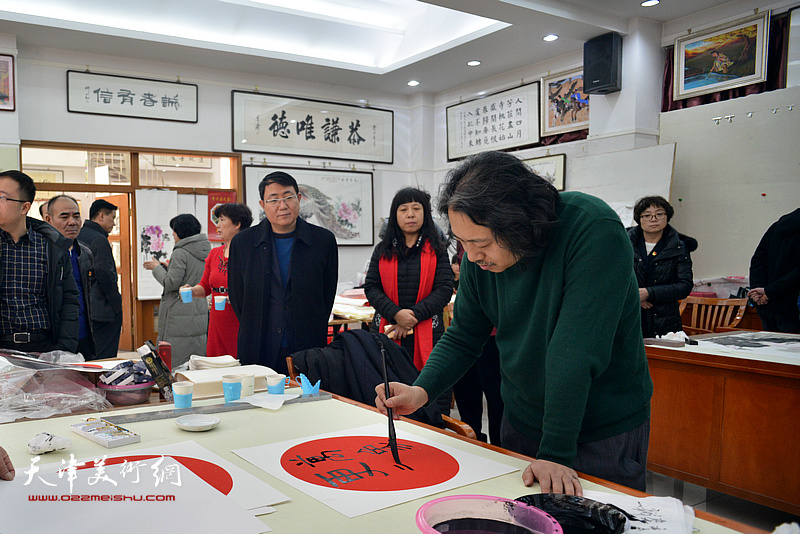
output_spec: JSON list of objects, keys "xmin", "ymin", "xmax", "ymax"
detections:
[
  {"xmin": 0, "ymin": 170, "xmax": 78, "ymax": 353},
  {"xmin": 46, "ymin": 195, "xmax": 96, "ymax": 359},
  {"xmin": 377, "ymin": 151, "xmax": 653, "ymax": 494},
  {"xmin": 78, "ymin": 199, "xmax": 122, "ymax": 359},
  {"xmin": 228, "ymin": 171, "xmax": 338, "ymax": 374}
]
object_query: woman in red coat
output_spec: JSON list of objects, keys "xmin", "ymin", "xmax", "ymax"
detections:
[{"xmin": 184, "ymin": 203, "xmax": 252, "ymax": 357}]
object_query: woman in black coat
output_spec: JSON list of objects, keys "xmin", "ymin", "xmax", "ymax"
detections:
[
  {"xmin": 628, "ymin": 196, "xmax": 694, "ymax": 338},
  {"xmin": 365, "ymin": 187, "xmax": 454, "ymax": 371}
]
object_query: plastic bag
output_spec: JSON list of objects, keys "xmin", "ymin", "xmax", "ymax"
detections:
[
  {"xmin": 515, "ymin": 493, "xmax": 631, "ymax": 534},
  {"xmin": 0, "ymin": 368, "xmax": 111, "ymax": 424}
]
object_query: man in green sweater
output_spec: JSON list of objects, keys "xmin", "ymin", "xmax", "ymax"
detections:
[{"xmin": 376, "ymin": 151, "xmax": 653, "ymax": 494}]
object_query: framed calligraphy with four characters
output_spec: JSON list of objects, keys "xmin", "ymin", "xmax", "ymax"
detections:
[{"xmin": 232, "ymin": 91, "xmax": 393, "ymax": 164}]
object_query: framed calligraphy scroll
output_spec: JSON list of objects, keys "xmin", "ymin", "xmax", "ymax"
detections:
[
  {"xmin": 244, "ymin": 165, "xmax": 373, "ymax": 246},
  {"xmin": 66, "ymin": 71, "xmax": 198, "ymax": 122},
  {"xmin": 673, "ymin": 11, "xmax": 770, "ymax": 100},
  {"xmin": 446, "ymin": 82, "xmax": 540, "ymax": 161},
  {"xmin": 232, "ymin": 91, "xmax": 393, "ymax": 164}
]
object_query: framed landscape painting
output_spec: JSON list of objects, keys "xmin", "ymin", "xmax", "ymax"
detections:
[
  {"xmin": 523, "ymin": 154, "xmax": 565, "ymax": 191},
  {"xmin": 674, "ymin": 11, "xmax": 770, "ymax": 99}
]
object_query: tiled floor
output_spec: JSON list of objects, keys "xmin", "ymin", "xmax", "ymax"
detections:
[{"xmin": 451, "ymin": 401, "xmax": 800, "ymax": 533}]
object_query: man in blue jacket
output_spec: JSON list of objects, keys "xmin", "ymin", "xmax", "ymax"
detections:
[
  {"xmin": 0, "ymin": 170, "xmax": 78, "ymax": 353},
  {"xmin": 228, "ymin": 171, "xmax": 338, "ymax": 374}
]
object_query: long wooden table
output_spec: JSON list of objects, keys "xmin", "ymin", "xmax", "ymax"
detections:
[
  {"xmin": 0, "ymin": 386, "xmax": 762, "ymax": 532},
  {"xmin": 646, "ymin": 331, "xmax": 800, "ymax": 515}
]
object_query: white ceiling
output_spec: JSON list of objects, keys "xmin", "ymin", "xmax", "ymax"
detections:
[{"xmin": 0, "ymin": 0, "xmax": 752, "ymax": 95}]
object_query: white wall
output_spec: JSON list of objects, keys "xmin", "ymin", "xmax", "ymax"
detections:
[{"xmin": 660, "ymin": 85, "xmax": 800, "ymax": 279}]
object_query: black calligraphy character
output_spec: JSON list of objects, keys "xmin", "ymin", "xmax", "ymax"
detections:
[
  {"xmin": 117, "ymin": 89, "xmax": 135, "ymax": 105},
  {"xmin": 347, "ymin": 120, "xmax": 365, "ymax": 146},
  {"xmin": 314, "ymin": 462, "xmax": 388, "ymax": 488},
  {"xmin": 296, "ymin": 115, "xmax": 316, "ymax": 140},
  {"xmin": 269, "ymin": 110, "xmax": 290, "ymax": 139},
  {"xmin": 162, "ymin": 95, "xmax": 181, "ymax": 110},
  {"xmin": 140, "ymin": 92, "xmax": 157, "ymax": 107},
  {"xmin": 323, "ymin": 117, "xmax": 341, "ymax": 144},
  {"xmin": 292, "ymin": 450, "xmax": 347, "ymax": 467},
  {"xmin": 93, "ymin": 88, "xmax": 114, "ymax": 104}
]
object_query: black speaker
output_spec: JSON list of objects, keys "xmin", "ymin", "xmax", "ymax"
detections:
[{"xmin": 583, "ymin": 32, "xmax": 622, "ymax": 94}]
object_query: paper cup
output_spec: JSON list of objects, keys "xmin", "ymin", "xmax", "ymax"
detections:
[
  {"xmin": 172, "ymin": 381, "xmax": 193, "ymax": 408},
  {"xmin": 180, "ymin": 287, "xmax": 193, "ymax": 303},
  {"xmin": 266, "ymin": 374, "xmax": 288, "ymax": 394},
  {"xmin": 222, "ymin": 375, "xmax": 242, "ymax": 403},
  {"xmin": 240, "ymin": 373, "xmax": 255, "ymax": 397},
  {"xmin": 214, "ymin": 295, "xmax": 227, "ymax": 310}
]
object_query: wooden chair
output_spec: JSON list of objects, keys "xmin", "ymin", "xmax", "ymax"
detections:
[
  {"xmin": 678, "ymin": 297, "xmax": 749, "ymax": 335},
  {"xmin": 286, "ymin": 356, "xmax": 477, "ymax": 440}
]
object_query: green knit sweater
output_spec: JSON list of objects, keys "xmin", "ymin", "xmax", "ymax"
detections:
[{"xmin": 415, "ymin": 192, "xmax": 653, "ymax": 467}]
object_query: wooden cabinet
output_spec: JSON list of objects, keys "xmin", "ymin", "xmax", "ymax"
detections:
[{"xmin": 646, "ymin": 339, "xmax": 800, "ymax": 515}]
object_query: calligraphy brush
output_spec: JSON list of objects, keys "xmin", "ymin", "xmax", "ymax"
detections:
[{"xmin": 379, "ymin": 340, "xmax": 402, "ymax": 465}]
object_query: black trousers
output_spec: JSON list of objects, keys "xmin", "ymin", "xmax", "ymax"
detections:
[
  {"xmin": 92, "ymin": 312, "xmax": 122, "ymax": 360},
  {"xmin": 452, "ymin": 336, "xmax": 504, "ymax": 445},
  {"xmin": 500, "ymin": 416, "xmax": 650, "ymax": 491},
  {"xmin": 757, "ymin": 307, "xmax": 800, "ymax": 334}
]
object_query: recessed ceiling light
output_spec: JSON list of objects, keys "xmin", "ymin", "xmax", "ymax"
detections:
[
  {"xmin": 467, "ymin": 60, "xmax": 481, "ymax": 67},
  {"xmin": 543, "ymin": 34, "xmax": 558, "ymax": 42},
  {"xmin": 641, "ymin": 0, "xmax": 659, "ymax": 6},
  {"xmin": 407, "ymin": 80, "xmax": 420, "ymax": 87}
]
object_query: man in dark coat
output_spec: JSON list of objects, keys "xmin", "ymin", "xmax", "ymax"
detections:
[
  {"xmin": 0, "ymin": 171, "xmax": 78, "ymax": 353},
  {"xmin": 228, "ymin": 171, "xmax": 338, "ymax": 374},
  {"xmin": 46, "ymin": 195, "xmax": 96, "ymax": 359},
  {"xmin": 748, "ymin": 208, "xmax": 800, "ymax": 334},
  {"xmin": 78, "ymin": 199, "xmax": 122, "ymax": 359}
]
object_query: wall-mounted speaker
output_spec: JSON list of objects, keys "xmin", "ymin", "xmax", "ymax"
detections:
[{"xmin": 583, "ymin": 32, "xmax": 622, "ymax": 94}]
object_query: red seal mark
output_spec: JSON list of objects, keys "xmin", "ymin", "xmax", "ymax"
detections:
[{"xmin": 281, "ymin": 436, "xmax": 459, "ymax": 491}]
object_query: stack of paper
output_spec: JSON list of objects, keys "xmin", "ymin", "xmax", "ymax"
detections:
[
  {"xmin": 189, "ymin": 354, "xmax": 241, "ymax": 371},
  {"xmin": 583, "ymin": 490, "xmax": 694, "ymax": 534}
]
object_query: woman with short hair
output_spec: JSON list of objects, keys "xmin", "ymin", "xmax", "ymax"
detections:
[
  {"xmin": 628, "ymin": 196, "xmax": 694, "ymax": 338},
  {"xmin": 143, "ymin": 213, "xmax": 211, "ymax": 369}
]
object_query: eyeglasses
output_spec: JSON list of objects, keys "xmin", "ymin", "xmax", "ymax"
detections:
[
  {"xmin": 641, "ymin": 212, "xmax": 667, "ymax": 221},
  {"xmin": 263, "ymin": 194, "xmax": 299, "ymax": 207},
  {"xmin": 0, "ymin": 194, "xmax": 27, "ymax": 204}
]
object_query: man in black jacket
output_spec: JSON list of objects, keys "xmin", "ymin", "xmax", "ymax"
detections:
[
  {"xmin": 0, "ymin": 170, "xmax": 78, "ymax": 353},
  {"xmin": 228, "ymin": 171, "xmax": 338, "ymax": 374},
  {"xmin": 46, "ymin": 195, "xmax": 96, "ymax": 359},
  {"xmin": 749, "ymin": 208, "xmax": 800, "ymax": 334},
  {"xmin": 78, "ymin": 199, "xmax": 122, "ymax": 359}
]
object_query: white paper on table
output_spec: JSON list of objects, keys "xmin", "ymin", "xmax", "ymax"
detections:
[
  {"xmin": 234, "ymin": 392, "xmax": 299, "ymax": 410},
  {"xmin": 233, "ymin": 423, "xmax": 518, "ymax": 518},
  {"xmin": 583, "ymin": 490, "xmax": 691, "ymax": 533},
  {"xmin": 131, "ymin": 440, "xmax": 290, "ymax": 509},
  {"xmin": 0, "ymin": 453, "xmax": 270, "ymax": 534}
]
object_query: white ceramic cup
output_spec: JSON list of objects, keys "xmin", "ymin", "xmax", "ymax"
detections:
[{"xmin": 240, "ymin": 373, "xmax": 255, "ymax": 396}]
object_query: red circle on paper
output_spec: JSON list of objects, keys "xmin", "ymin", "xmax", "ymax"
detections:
[{"xmin": 281, "ymin": 436, "xmax": 459, "ymax": 491}]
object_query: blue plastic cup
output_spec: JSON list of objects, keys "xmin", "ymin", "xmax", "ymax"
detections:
[
  {"xmin": 214, "ymin": 296, "xmax": 226, "ymax": 310},
  {"xmin": 180, "ymin": 287, "xmax": 193, "ymax": 303},
  {"xmin": 172, "ymin": 381, "xmax": 193, "ymax": 409},
  {"xmin": 222, "ymin": 375, "xmax": 242, "ymax": 403},
  {"xmin": 266, "ymin": 374, "xmax": 289, "ymax": 394}
]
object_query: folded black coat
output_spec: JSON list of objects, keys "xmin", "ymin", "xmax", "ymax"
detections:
[{"xmin": 290, "ymin": 329, "xmax": 444, "ymax": 427}]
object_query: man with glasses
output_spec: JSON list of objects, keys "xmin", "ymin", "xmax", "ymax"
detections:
[
  {"xmin": 228, "ymin": 171, "xmax": 338, "ymax": 374},
  {"xmin": 46, "ymin": 195, "xmax": 96, "ymax": 359},
  {"xmin": 0, "ymin": 170, "xmax": 79, "ymax": 353}
]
